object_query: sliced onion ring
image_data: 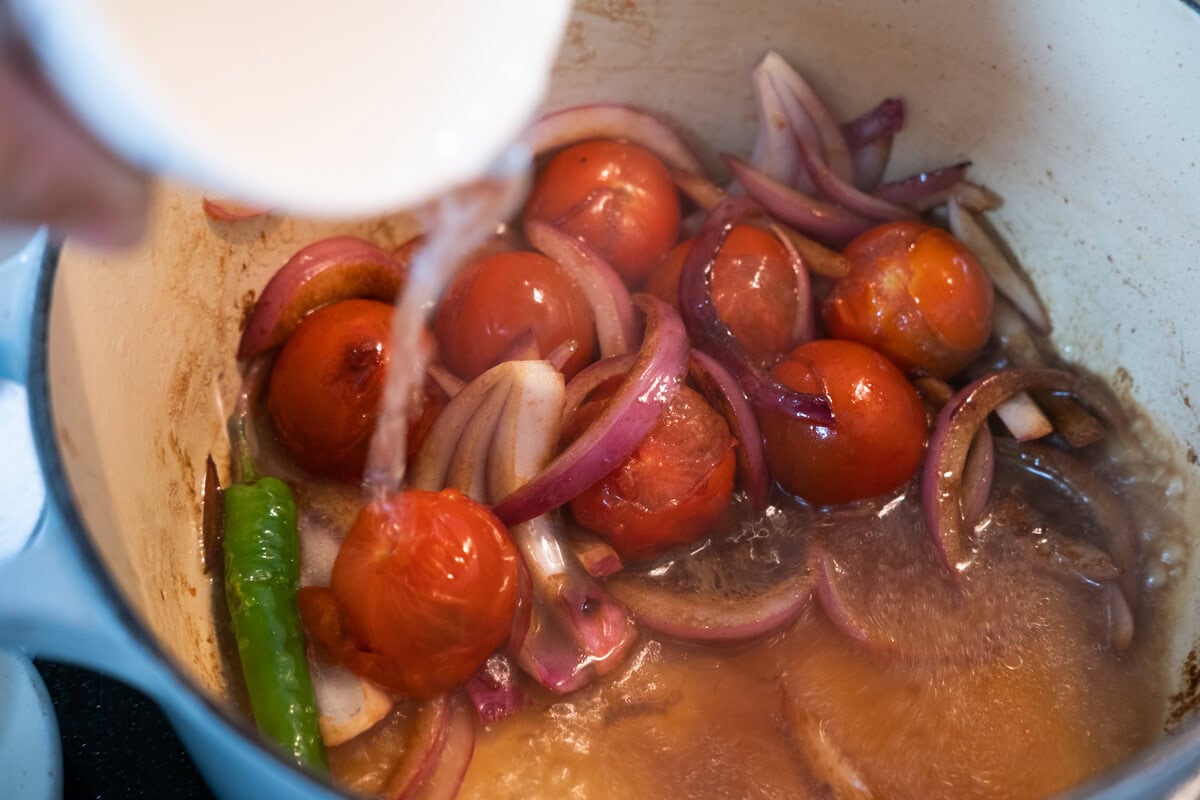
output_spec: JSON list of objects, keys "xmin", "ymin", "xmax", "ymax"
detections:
[
  {"xmin": 382, "ymin": 695, "xmax": 450, "ymax": 798},
  {"xmin": 841, "ymin": 98, "xmax": 905, "ymax": 151},
  {"xmin": 523, "ymin": 103, "xmax": 705, "ymax": 174},
  {"xmin": 922, "ymin": 367, "xmax": 1121, "ymax": 573},
  {"xmin": 724, "ymin": 154, "xmax": 875, "ymax": 248},
  {"xmin": 410, "ymin": 366, "xmax": 513, "ymax": 492},
  {"xmin": 748, "ymin": 59, "xmax": 808, "ymax": 191},
  {"xmin": 606, "ymin": 567, "xmax": 812, "ymax": 644},
  {"xmin": 492, "ymin": 295, "xmax": 690, "ymax": 526},
  {"xmin": 688, "ymin": 350, "xmax": 770, "ymax": 512},
  {"xmin": 678, "ymin": 195, "xmax": 834, "ymax": 424},
  {"xmin": 758, "ymin": 51, "xmax": 854, "ymax": 182},
  {"xmin": 466, "ymin": 653, "xmax": 523, "ymax": 725},
  {"xmin": 526, "ymin": 219, "xmax": 638, "ymax": 357},
  {"xmin": 561, "ymin": 353, "xmax": 636, "ymax": 424},
  {"xmin": 873, "ymin": 162, "xmax": 971, "ymax": 209},
  {"xmin": 238, "ymin": 236, "xmax": 405, "ymax": 359}
]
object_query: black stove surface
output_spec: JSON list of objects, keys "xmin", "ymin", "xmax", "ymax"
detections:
[{"xmin": 34, "ymin": 661, "xmax": 215, "ymax": 799}]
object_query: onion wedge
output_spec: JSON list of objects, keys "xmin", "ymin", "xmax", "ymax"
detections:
[
  {"xmin": 724, "ymin": 155, "xmax": 875, "ymax": 248},
  {"xmin": 491, "ymin": 296, "xmax": 689, "ymax": 526},
  {"xmin": 525, "ymin": 219, "xmax": 638, "ymax": 357}
]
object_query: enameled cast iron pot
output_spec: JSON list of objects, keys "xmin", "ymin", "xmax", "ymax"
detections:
[{"xmin": 2, "ymin": 1, "xmax": 1200, "ymax": 797}]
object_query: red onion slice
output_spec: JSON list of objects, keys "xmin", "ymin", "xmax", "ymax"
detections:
[
  {"xmin": 948, "ymin": 196, "xmax": 1052, "ymax": 334},
  {"xmin": 492, "ymin": 295, "xmax": 689, "ymax": 526},
  {"xmin": 758, "ymin": 51, "xmax": 854, "ymax": 183},
  {"xmin": 426, "ymin": 364, "xmax": 465, "ymax": 399},
  {"xmin": 383, "ymin": 696, "xmax": 450, "ymax": 798},
  {"xmin": 959, "ymin": 425, "xmax": 995, "ymax": 531},
  {"xmin": 238, "ymin": 236, "xmax": 405, "ymax": 359},
  {"xmin": 524, "ymin": 103, "xmax": 705, "ymax": 174},
  {"xmin": 873, "ymin": 162, "xmax": 971, "ymax": 209},
  {"xmin": 688, "ymin": 350, "xmax": 770, "ymax": 512},
  {"xmin": 410, "ymin": 366, "xmax": 513, "ymax": 493},
  {"xmin": 724, "ymin": 155, "xmax": 875, "ymax": 248},
  {"xmin": 766, "ymin": 222, "xmax": 817, "ymax": 345},
  {"xmin": 486, "ymin": 364, "xmax": 636, "ymax": 693},
  {"xmin": 994, "ymin": 438, "xmax": 1139, "ymax": 604},
  {"xmin": 994, "ymin": 391, "xmax": 1053, "ymax": 441},
  {"xmin": 465, "ymin": 653, "xmax": 524, "ymax": 725},
  {"xmin": 525, "ymin": 219, "xmax": 638, "ymax": 357},
  {"xmin": 395, "ymin": 696, "xmax": 475, "ymax": 800},
  {"xmin": 569, "ymin": 533, "xmax": 624, "ymax": 578},
  {"xmin": 606, "ymin": 566, "xmax": 811, "ymax": 644},
  {"xmin": 810, "ymin": 545, "xmax": 873, "ymax": 646},
  {"xmin": 671, "ymin": 167, "xmax": 726, "ymax": 211},
  {"xmin": 561, "ymin": 353, "xmax": 636, "ymax": 424},
  {"xmin": 841, "ymin": 98, "xmax": 905, "ymax": 192},
  {"xmin": 1106, "ymin": 584, "xmax": 1135, "ymax": 652},
  {"xmin": 922, "ymin": 368, "xmax": 1121, "ymax": 573},
  {"xmin": 202, "ymin": 197, "xmax": 271, "ymax": 221},
  {"xmin": 786, "ymin": 109, "xmax": 916, "ymax": 221},
  {"xmin": 444, "ymin": 376, "xmax": 514, "ymax": 502},
  {"xmin": 545, "ymin": 339, "xmax": 580, "ymax": 373},
  {"xmin": 677, "ymin": 196, "xmax": 834, "ymax": 424},
  {"xmin": 497, "ymin": 328, "xmax": 540, "ymax": 363},
  {"xmin": 781, "ymin": 690, "xmax": 876, "ymax": 800},
  {"xmin": 748, "ymin": 60, "xmax": 810, "ymax": 192}
]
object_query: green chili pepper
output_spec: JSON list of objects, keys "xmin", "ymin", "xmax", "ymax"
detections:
[{"xmin": 222, "ymin": 420, "xmax": 327, "ymax": 771}]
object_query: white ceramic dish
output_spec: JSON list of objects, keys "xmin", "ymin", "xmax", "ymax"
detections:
[{"xmin": 0, "ymin": 1, "xmax": 1199, "ymax": 798}]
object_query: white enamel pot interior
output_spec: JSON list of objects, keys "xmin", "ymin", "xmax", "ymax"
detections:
[{"xmin": 2, "ymin": 0, "xmax": 1199, "ymax": 798}]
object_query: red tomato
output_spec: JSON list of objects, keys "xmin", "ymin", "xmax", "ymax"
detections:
[
  {"xmin": 268, "ymin": 299, "xmax": 392, "ymax": 481},
  {"xmin": 759, "ymin": 339, "xmax": 926, "ymax": 506},
  {"xmin": 565, "ymin": 385, "xmax": 736, "ymax": 561},
  {"xmin": 822, "ymin": 221, "xmax": 994, "ymax": 378},
  {"xmin": 434, "ymin": 250, "xmax": 596, "ymax": 380},
  {"xmin": 300, "ymin": 489, "xmax": 519, "ymax": 698},
  {"xmin": 643, "ymin": 224, "xmax": 799, "ymax": 364},
  {"xmin": 524, "ymin": 140, "xmax": 681, "ymax": 287}
]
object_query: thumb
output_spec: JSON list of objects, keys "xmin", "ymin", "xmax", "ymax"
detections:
[{"xmin": 0, "ymin": 54, "xmax": 149, "ymax": 247}]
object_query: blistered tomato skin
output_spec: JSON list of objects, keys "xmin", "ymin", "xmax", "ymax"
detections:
[
  {"xmin": 524, "ymin": 140, "xmax": 682, "ymax": 287},
  {"xmin": 643, "ymin": 224, "xmax": 799, "ymax": 364},
  {"xmin": 317, "ymin": 489, "xmax": 519, "ymax": 698},
  {"xmin": 267, "ymin": 299, "xmax": 393, "ymax": 481},
  {"xmin": 434, "ymin": 250, "xmax": 596, "ymax": 380},
  {"xmin": 759, "ymin": 339, "xmax": 926, "ymax": 506},
  {"xmin": 566, "ymin": 385, "xmax": 737, "ymax": 561},
  {"xmin": 822, "ymin": 221, "xmax": 994, "ymax": 378}
]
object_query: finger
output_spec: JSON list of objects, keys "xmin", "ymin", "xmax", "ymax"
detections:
[{"xmin": 0, "ymin": 55, "xmax": 150, "ymax": 247}]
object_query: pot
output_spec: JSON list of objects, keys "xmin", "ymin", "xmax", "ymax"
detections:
[{"xmin": 2, "ymin": 0, "xmax": 1200, "ymax": 797}]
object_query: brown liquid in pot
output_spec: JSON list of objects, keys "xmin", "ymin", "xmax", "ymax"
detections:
[{"xmin": 316, "ymin": 448, "xmax": 1165, "ymax": 799}]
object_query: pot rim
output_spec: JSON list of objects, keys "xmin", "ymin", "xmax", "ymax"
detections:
[{"xmin": 26, "ymin": 0, "xmax": 1200, "ymax": 788}]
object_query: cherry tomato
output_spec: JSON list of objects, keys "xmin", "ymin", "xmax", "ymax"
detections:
[
  {"xmin": 565, "ymin": 385, "xmax": 736, "ymax": 561},
  {"xmin": 643, "ymin": 224, "xmax": 799, "ymax": 364},
  {"xmin": 434, "ymin": 250, "xmax": 596, "ymax": 380},
  {"xmin": 758, "ymin": 339, "xmax": 926, "ymax": 506},
  {"xmin": 300, "ymin": 489, "xmax": 519, "ymax": 698},
  {"xmin": 822, "ymin": 221, "xmax": 994, "ymax": 378},
  {"xmin": 268, "ymin": 299, "xmax": 392, "ymax": 481},
  {"xmin": 524, "ymin": 140, "xmax": 681, "ymax": 287}
]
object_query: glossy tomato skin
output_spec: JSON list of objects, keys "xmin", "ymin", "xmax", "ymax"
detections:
[
  {"xmin": 268, "ymin": 299, "xmax": 393, "ymax": 481},
  {"xmin": 565, "ymin": 385, "xmax": 736, "ymax": 561},
  {"xmin": 759, "ymin": 339, "xmax": 926, "ymax": 506},
  {"xmin": 305, "ymin": 489, "xmax": 519, "ymax": 698},
  {"xmin": 524, "ymin": 140, "xmax": 681, "ymax": 287},
  {"xmin": 822, "ymin": 221, "xmax": 993, "ymax": 378},
  {"xmin": 434, "ymin": 250, "xmax": 596, "ymax": 380},
  {"xmin": 643, "ymin": 224, "xmax": 799, "ymax": 364}
]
